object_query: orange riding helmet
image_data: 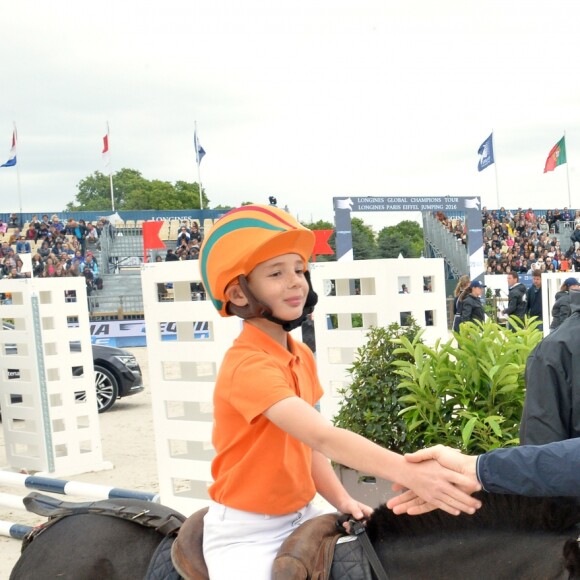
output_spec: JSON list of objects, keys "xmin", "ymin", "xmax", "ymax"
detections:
[{"xmin": 199, "ymin": 204, "xmax": 316, "ymax": 318}]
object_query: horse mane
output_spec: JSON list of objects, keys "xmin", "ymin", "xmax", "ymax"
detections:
[{"xmin": 366, "ymin": 492, "xmax": 580, "ymax": 541}]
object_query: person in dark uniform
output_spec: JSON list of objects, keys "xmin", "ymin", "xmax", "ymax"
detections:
[
  {"xmin": 458, "ymin": 281, "xmax": 485, "ymax": 328},
  {"xmin": 520, "ymin": 289, "xmax": 580, "ymax": 445},
  {"xmin": 526, "ymin": 270, "xmax": 543, "ymax": 330}
]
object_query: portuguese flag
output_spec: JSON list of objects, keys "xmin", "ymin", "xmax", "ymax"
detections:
[{"xmin": 544, "ymin": 136, "xmax": 567, "ymax": 173}]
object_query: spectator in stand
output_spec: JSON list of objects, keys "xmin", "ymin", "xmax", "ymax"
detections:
[
  {"xmin": 190, "ymin": 222, "xmax": 203, "ymax": 245},
  {"xmin": 553, "ymin": 208, "xmax": 562, "ymax": 231},
  {"xmin": 29, "ymin": 214, "xmax": 41, "ymax": 231},
  {"xmin": 25, "ymin": 223, "xmax": 38, "ymax": 242},
  {"xmin": 51, "ymin": 240, "xmax": 63, "ymax": 256},
  {"xmin": 50, "ymin": 214, "xmax": 64, "ymax": 232},
  {"xmin": 36, "ymin": 223, "xmax": 49, "ymax": 240},
  {"xmin": 71, "ymin": 250, "xmax": 84, "ymax": 268},
  {"xmin": 45, "ymin": 257, "xmax": 56, "ymax": 277},
  {"xmin": 85, "ymin": 223, "xmax": 99, "ymax": 246},
  {"xmin": 572, "ymin": 250, "xmax": 580, "ymax": 272},
  {"xmin": 8, "ymin": 228, "xmax": 21, "ymax": 245},
  {"xmin": 562, "ymin": 207, "xmax": 572, "ymax": 223},
  {"xmin": 15, "ymin": 235, "xmax": 31, "ymax": 254},
  {"xmin": 83, "ymin": 266, "xmax": 95, "ymax": 294},
  {"xmin": 571, "ymin": 224, "xmax": 580, "ymax": 250},
  {"xmin": 82, "ymin": 252, "xmax": 102, "ymax": 289},
  {"xmin": 176, "ymin": 225, "xmax": 191, "ymax": 247},
  {"xmin": 32, "ymin": 254, "xmax": 44, "ymax": 277},
  {"xmin": 7, "ymin": 213, "xmax": 19, "ymax": 229},
  {"xmin": 550, "ymin": 277, "xmax": 580, "ymax": 330},
  {"xmin": 37, "ymin": 240, "xmax": 51, "ymax": 260},
  {"xmin": 165, "ymin": 249, "xmax": 179, "ymax": 262}
]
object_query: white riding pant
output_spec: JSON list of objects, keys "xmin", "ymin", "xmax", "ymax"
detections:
[{"xmin": 202, "ymin": 500, "xmax": 327, "ymax": 579}]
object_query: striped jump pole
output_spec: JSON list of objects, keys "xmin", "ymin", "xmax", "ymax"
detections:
[
  {"xmin": 0, "ymin": 519, "xmax": 32, "ymax": 540},
  {"xmin": 0, "ymin": 471, "xmax": 160, "ymax": 503},
  {"xmin": 0, "ymin": 471, "xmax": 160, "ymax": 540}
]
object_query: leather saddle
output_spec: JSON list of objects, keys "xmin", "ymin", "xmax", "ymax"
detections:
[
  {"xmin": 171, "ymin": 507, "xmax": 210, "ymax": 580},
  {"xmin": 171, "ymin": 508, "xmax": 343, "ymax": 580}
]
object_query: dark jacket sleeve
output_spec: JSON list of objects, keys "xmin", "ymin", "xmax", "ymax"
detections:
[
  {"xmin": 477, "ymin": 439, "xmax": 580, "ymax": 496},
  {"xmin": 520, "ymin": 321, "xmax": 580, "ymax": 444}
]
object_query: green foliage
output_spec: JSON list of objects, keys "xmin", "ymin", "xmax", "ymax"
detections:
[
  {"xmin": 377, "ymin": 220, "xmax": 424, "ymax": 258},
  {"xmin": 333, "ymin": 320, "xmax": 423, "ymax": 454},
  {"xmin": 351, "ymin": 218, "xmax": 379, "ymax": 260},
  {"xmin": 392, "ymin": 317, "xmax": 543, "ymax": 454},
  {"xmin": 66, "ymin": 168, "xmax": 209, "ymax": 211}
]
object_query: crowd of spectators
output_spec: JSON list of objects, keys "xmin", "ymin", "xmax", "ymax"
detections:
[
  {"xmin": 481, "ymin": 207, "xmax": 580, "ymax": 275},
  {"xmin": 0, "ymin": 213, "xmax": 105, "ymax": 294},
  {"xmin": 434, "ymin": 207, "xmax": 580, "ymax": 275}
]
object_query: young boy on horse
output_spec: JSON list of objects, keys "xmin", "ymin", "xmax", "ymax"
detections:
[{"xmin": 199, "ymin": 205, "xmax": 481, "ymax": 579}]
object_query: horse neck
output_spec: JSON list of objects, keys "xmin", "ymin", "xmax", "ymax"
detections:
[{"xmin": 374, "ymin": 529, "xmax": 577, "ymax": 580}]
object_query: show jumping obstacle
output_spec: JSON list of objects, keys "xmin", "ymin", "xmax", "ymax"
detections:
[{"xmin": 0, "ymin": 470, "xmax": 159, "ymax": 539}]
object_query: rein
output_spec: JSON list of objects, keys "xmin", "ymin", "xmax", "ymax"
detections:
[{"xmin": 339, "ymin": 515, "xmax": 389, "ymax": 580}]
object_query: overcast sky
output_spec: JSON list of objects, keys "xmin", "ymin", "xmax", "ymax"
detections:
[{"xmin": 1, "ymin": 0, "xmax": 579, "ymax": 230}]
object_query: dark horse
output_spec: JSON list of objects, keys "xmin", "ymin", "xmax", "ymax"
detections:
[
  {"xmin": 10, "ymin": 492, "xmax": 580, "ymax": 579},
  {"xmin": 361, "ymin": 493, "xmax": 580, "ymax": 580}
]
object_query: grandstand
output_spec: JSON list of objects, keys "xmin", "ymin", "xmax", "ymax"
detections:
[{"xmin": 2, "ymin": 207, "xmax": 579, "ymax": 321}]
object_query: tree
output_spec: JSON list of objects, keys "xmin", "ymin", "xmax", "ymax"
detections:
[
  {"xmin": 377, "ymin": 220, "xmax": 424, "ymax": 258},
  {"xmin": 352, "ymin": 217, "xmax": 379, "ymax": 260},
  {"xmin": 66, "ymin": 168, "xmax": 208, "ymax": 211}
]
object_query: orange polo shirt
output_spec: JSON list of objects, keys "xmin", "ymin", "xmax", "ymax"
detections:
[{"xmin": 209, "ymin": 322, "xmax": 323, "ymax": 515}]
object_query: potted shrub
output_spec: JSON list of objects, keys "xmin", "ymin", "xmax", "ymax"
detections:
[
  {"xmin": 333, "ymin": 319, "xmax": 423, "ymax": 505},
  {"xmin": 392, "ymin": 317, "xmax": 543, "ymax": 453}
]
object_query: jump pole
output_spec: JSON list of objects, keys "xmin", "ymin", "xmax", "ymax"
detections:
[
  {"xmin": 0, "ymin": 471, "xmax": 160, "ymax": 502},
  {"xmin": 0, "ymin": 471, "xmax": 161, "ymax": 540}
]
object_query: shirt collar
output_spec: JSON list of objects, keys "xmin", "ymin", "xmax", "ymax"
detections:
[{"xmin": 240, "ymin": 322, "xmax": 299, "ymax": 365}]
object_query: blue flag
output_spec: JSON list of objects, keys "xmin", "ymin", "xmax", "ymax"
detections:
[
  {"xmin": 1, "ymin": 130, "xmax": 17, "ymax": 167},
  {"xmin": 477, "ymin": 133, "xmax": 494, "ymax": 172},
  {"xmin": 194, "ymin": 130, "xmax": 205, "ymax": 165}
]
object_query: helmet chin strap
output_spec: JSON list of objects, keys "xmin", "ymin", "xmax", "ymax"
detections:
[{"xmin": 226, "ymin": 271, "xmax": 318, "ymax": 332}]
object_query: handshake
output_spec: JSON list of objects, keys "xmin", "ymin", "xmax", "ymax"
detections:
[
  {"xmin": 388, "ymin": 446, "xmax": 478, "ymax": 516},
  {"xmin": 388, "ymin": 439, "xmax": 580, "ymax": 515}
]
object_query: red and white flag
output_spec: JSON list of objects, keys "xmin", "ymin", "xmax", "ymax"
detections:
[{"xmin": 102, "ymin": 124, "xmax": 111, "ymax": 167}]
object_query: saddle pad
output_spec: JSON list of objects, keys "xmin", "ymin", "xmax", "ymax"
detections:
[
  {"xmin": 145, "ymin": 536, "xmax": 183, "ymax": 580},
  {"xmin": 330, "ymin": 537, "xmax": 373, "ymax": 580}
]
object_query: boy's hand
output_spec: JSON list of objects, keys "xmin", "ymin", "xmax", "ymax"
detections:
[{"xmin": 336, "ymin": 497, "xmax": 374, "ymax": 523}]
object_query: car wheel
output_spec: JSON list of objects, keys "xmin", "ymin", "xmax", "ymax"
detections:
[{"xmin": 94, "ymin": 365, "xmax": 119, "ymax": 413}]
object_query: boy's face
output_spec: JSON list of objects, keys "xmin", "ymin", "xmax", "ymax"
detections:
[{"xmin": 246, "ymin": 253, "xmax": 308, "ymax": 320}]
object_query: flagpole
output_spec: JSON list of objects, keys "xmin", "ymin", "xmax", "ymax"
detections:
[
  {"xmin": 195, "ymin": 121, "xmax": 203, "ymax": 210},
  {"xmin": 564, "ymin": 130, "xmax": 571, "ymax": 207},
  {"xmin": 14, "ymin": 122, "xmax": 23, "ymax": 219},
  {"xmin": 108, "ymin": 122, "xmax": 115, "ymax": 212}
]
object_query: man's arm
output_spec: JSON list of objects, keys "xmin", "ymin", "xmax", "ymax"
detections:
[{"xmin": 388, "ymin": 441, "xmax": 580, "ymax": 516}]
